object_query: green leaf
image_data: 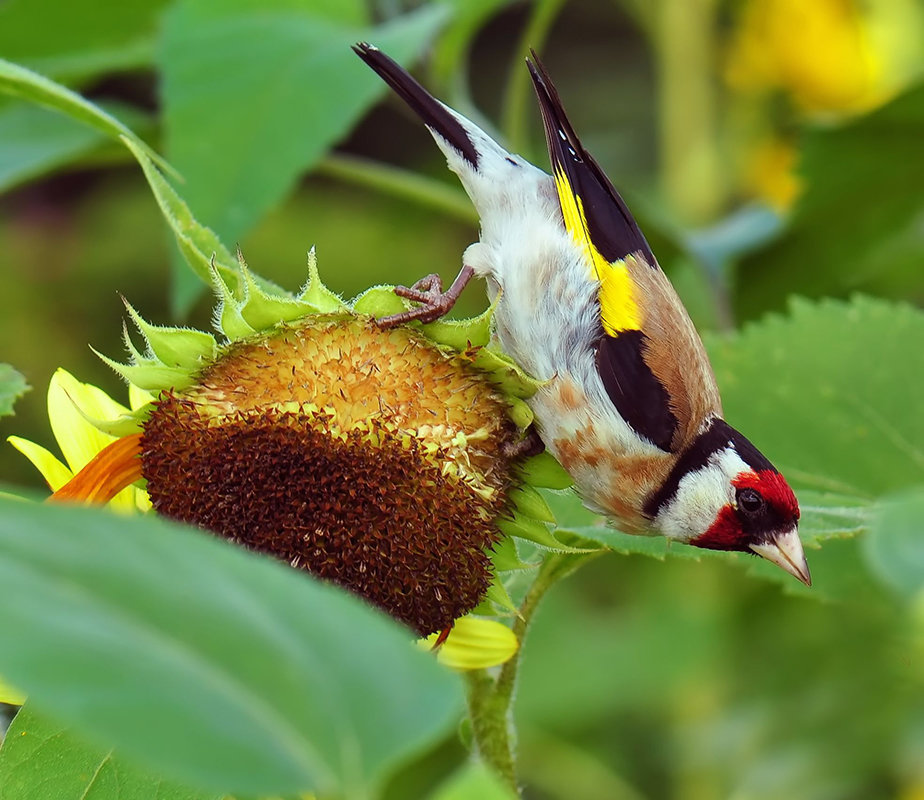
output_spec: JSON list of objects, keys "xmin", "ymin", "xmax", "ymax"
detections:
[
  {"xmin": 0, "ymin": 99, "xmax": 154, "ymax": 193},
  {"xmin": 0, "ymin": 364, "xmax": 29, "ymax": 418},
  {"xmin": 0, "ymin": 0, "xmax": 167, "ymax": 81},
  {"xmin": 352, "ymin": 286, "xmax": 409, "ymax": 317},
  {"xmin": 863, "ymin": 487, "xmax": 924, "ymax": 599},
  {"xmin": 0, "ymin": 101, "xmax": 101, "ymax": 192},
  {"xmin": 490, "ymin": 535, "xmax": 536, "ymax": 572},
  {"xmin": 0, "ymin": 674, "xmax": 25, "ymax": 707},
  {"xmin": 427, "ymin": 760, "xmax": 517, "ymax": 800},
  {"xmin": 0, "ymin": 705, "xmax": 220, "ymax": 800},
  {"xmin": 517, "ymin": 452, "xmax": 573, "ymax": 491},
  {"xmin": 796, "ymin": 489, "xmax": 870, "ymax": 543},
  {"xmin": 706, "ymin": 295, "xmax": 924, "ymax": 599},
  {"xmin": 507, "ymin": 486, "xmax": 556, "ymax": 524},
  {"xmin": 497, "ymin": 511, "xmax": 597, "ymax": 554},
  {"xmin": 0, "ymin": 58, "xmax": 171, "ymax": 176},
  {"xmin": 236, "ymin": 261, "xmax": 319, "ymax": 329},
  {"xmin": 550, "ymin": 485, "xmax": 881, "ymax": 604},
  {"xmin": 0, "ymin": 498, "xmax": 460, "ymax": 796},
  {"xmin": 545, "ymin": 489, "xmax": 707, "ymax": 562},
  {"xmin": 118, "ymin": 136, "xmax": 236, "ymax": 279},
  {"xmin": 159, "ymin": 0, "xmax": 449, "ymax": 246},
  {"xmin": 736, "ymin": 83, "xmax": 924, "ymax": 319},
  {"xmin": 421, "ymin": 304, "xmax": 494, "ymax": 350},
  {"xmin": 709, "ymin": 295, "xmax": 924, "ymax": 499}
]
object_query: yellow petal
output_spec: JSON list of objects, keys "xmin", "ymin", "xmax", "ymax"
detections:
[
  {"xmin": 133, "ymin": 487, "xmax": 153, "ymax": 513},
  {"xmin": 45, "ymin": 370, "xmax": 146, "ymax": 511},
  {"xmin": 0, "ymin": 675, "xmax": 25, "ymax": 706},
  {"xmin": 424, "ymin": 616, "xmax": 519, "ymax": 670},
  {"xmin": 7, "ymin": 435, "xmax": 73, "ymax": 491},
  {"xmin": 108, "ymin": 484, "xmax": 149, "ymax": 514},
  {"xmin": 47, "ymin": 368, "xmax": 128, "ymax": 474},
  {"xmin": 128, "ymin": 382, "xmax": 155, "ymax": 411}
]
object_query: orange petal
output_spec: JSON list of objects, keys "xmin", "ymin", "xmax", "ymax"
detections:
[{"xmin": 49, "ymin": 434, "xmax": 144, "ymax": 506}]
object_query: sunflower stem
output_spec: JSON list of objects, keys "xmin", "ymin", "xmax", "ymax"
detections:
[{"xmin": 463, "ymin": 549, "xmax": 601, "ymax": 794}]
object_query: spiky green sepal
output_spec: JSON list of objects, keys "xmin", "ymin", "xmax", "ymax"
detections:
[{"xmin": 103, "ymin": 255, "xmax": 543, "ymax": 429}]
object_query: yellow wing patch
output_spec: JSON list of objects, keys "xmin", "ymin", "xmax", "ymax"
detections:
[{"xmin": 554, "ymin": 169, "xmax": 642, "ymax": 335}]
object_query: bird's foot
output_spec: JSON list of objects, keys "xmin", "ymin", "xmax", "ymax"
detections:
[
  {"xmin": 376, "ymin": 265, "xmax": 475, "ymax": 329},
  {"xmin": 502, "ymin": 425, "xmax": 546, "ymax": 460}
]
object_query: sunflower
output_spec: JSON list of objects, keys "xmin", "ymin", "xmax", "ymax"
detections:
[{"xmin": 11, "ymin": 253, "xmax": 572, "ymax": 668}]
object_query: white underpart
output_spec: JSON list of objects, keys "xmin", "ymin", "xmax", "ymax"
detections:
[
  {"xmin": 424, "ymin": 113, "xmax": 662, "ymax": 487},
  {"xmin": 654, "ymin": 446, "xmax": 749, "ymax": 542}
]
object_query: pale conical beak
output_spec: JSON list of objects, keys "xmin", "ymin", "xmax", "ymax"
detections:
[{"xmin": 749, "ymin": 527, "xmax": 812, "ymax": 586}]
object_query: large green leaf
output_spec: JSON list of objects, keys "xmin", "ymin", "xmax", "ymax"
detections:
[
  {"xmin": 0, "ymin": 498, "xmax": 460, "ymax": 796},
  {"xmin": 710, "ymin": 295, "xmax": 924, "ymax": 499},
  {"xmin": 0, "ymin": 100, "xmax": 151, "ymax": 194},
  {"xmin": 0, "ymin": 705, "xmax": 219, "ymax": 800},
  {"xmin": 0, "ymin": 58, "xmax": 169, "ymax": 175},
  {"xmin": 864, "ymin": 487, "xmax": 924, "ymax": 599},
  {"xmin": 0, "ymin": 100, "xmax": 99, "ymax": 191},
  {"xmin": 735, "ymin": 83, "xmax": 924, "ymax": 320},
  {"xmin": 0, "ymin": 0, "xmax": 167, "ymax": 81},
  {"xmin": 159, "ymin": 0, "xmax": 449, "ymax": 248}
]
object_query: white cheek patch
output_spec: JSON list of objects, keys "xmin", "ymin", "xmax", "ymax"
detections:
[{"xmin": 655, "ymin": 448, "xmax": 750, "ymax": 542}]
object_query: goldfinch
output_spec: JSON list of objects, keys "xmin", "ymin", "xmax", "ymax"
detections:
[{"xmin": 353, "ymin": 43, "xmax": 810, "ymax": 585}]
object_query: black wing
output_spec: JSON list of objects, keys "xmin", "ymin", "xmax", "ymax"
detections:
[
  {"xmin": 596, "ymin": 331, "xmax": 678, "ymax": 452},
  {"xmin": 528, "ymin": 53, "xmax": 678, "ymax": 451},
  {"xmin": 526, "ymin": 53, "xmax": 655, "ymax": 266}
]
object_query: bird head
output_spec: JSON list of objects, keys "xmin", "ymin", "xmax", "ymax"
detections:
[{"xmin": 647, "ymin": 419, "xmax": 810, "ymax": 585}]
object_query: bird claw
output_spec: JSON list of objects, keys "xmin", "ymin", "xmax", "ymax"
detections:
[
  {"xmin": 502, "ymin": 426, "xmax": 546, "ymax": 460},
  {"xmin": 376, "ymin": 265, "xmax": 475, "ymax": 329}
]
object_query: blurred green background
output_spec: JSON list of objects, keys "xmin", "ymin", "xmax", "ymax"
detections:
[{"xmin": 1, "ymin": 0, "xmax": 923, "ymax": 798}]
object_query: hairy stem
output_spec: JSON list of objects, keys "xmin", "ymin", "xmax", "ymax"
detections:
[{"xmin": 464, "ymin": 550, "xmax": 601, "ymax": 794}]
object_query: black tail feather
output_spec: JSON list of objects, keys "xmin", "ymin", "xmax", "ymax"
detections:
[
  {"xmin": 353, "ymin": 42, "xmax": 479, "ymax": 168},
  {"xmin": 526, "ymin": 51, "xmax": 654, "ymax": 266}
]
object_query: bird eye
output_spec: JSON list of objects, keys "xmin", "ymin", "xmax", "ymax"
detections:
[{"xmin": 736, "ymin": 488, "xmax": 764, "ymax": 514}]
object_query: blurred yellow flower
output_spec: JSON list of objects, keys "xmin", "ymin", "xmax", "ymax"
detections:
[
  {"xmin": 745, "ymin": 137, "xmax": 802, "ymax": 211},
  {"xmin": 422, "ymin": 615, "xmax": 519, "ymax": 670},
  {"xmin": 7, "ymin": 368, "xmax": 151, "ymax": 513},
  {"xmin": 726, "ymin": 0, "xmax": 921, "ymax": 115}
]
